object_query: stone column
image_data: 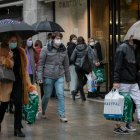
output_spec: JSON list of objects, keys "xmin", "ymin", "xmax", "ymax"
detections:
[
  {"xmin": 23, "ymin": 0, "xmax": 38, "ymax": 40},
  {"xmin": 23, "ymin": 0, "xmax": 38, "ymax": 25}
]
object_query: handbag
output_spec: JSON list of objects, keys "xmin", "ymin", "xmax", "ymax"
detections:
[{"xmin": 0, "ymin": 65, "xmax": 15, "ymax": 82}]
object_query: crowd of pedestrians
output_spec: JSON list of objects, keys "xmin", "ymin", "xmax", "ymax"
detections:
[
  {"xmin": 2, "ymin": 30, "xmax": 140, "ymax": 137},
  {"xmin": 0, "ymin": 31, "xmax": 102, "ymax": 137}
]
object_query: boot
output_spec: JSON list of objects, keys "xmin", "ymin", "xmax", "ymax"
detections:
[
  {"xmin": 81, "ymin": 93, "xmax": 86, "ymax": 101},
  {"xmin": 87, "ymin": 92, "xmax": 92, "ymax": 98},
  {"xmin": 14, "ymin": 129, "xmax": 25, "ymax": 137},
  {"xmin": 71, "ymin": 91, "xmax": 77, "ymax": 101}
]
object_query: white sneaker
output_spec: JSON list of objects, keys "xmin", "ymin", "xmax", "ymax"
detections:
[
  {"xmin": 60, "ymin": 116, "xmax": 68, "ymax": 122},
  {"xmin": 125, "ymin": 125, "xmax": 136, "ymax": 132},
  {"xmin": 36, "ymin": 112, "xmax": 42, "ymax": 119}
]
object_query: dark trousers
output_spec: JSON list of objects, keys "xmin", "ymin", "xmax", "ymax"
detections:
[
  {"xmin": 11, "ymin": 80, "xmax": 23, "ymax": 129},
  {"xmin": 75, "ymin": 67, "xmax": 87, "ymax": 99},
  {"xmin": 29, "ymin": 74, "xmax": 33, "ymax": 84},
  {"xmin": 39, "ymin": 83, "xmax": 44, "ymax": 99},
  {"xmin": 0, "ymin": 102, "xmax": 9, "ymax": 124}
]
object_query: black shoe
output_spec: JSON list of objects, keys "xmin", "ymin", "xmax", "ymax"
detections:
[
  {"xmin": 14, "ymin": 129, "xmax": 25, "ymax": 137},
  {"xmin": 81, "ymin": 96, "xmax": 86, "ymax": 101},
  {"xmin": 113, "ymin": 126, "xmax": 130, "ymax": 135},
  {"xmin": 71, "ymin": 91, "xmax": 76, "ymax": 101}
]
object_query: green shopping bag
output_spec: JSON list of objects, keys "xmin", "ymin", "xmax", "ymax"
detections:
[
  {"xmin": 23, "ymin": 91, "xmax": 39, "ymax": 124},
  {"xmin": 106, "ymin": 92, "xmax": 133, "ymax": 123},
  {"xmin": 119, "ymin": 93, "xmax": 133, "ymax": 123},
  {"xmin": 93, "ymin": 67, "xmax": 105, "ymax": 84}
]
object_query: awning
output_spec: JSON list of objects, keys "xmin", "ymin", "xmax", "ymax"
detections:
[
  {"xmin": 0, "ymin": 1, "xmax": 23, "ymax": 8},
  {"xmin": 38, "ymin": 0, "xmax": 57, "ymax": 3}
]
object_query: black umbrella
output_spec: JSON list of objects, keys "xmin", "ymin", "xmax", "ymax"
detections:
[
  {"xmin": 0, "ymin": 19, "xmax": 36, "ymax": 41},
  {"xmin": 32, "ymin": 21, "xmax": 65, "ymax": 32}
]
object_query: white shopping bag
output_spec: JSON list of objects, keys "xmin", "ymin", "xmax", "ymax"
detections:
[
  {"xmin": 86, "ymin": 73, "xmax": 93, "ymax": 92},
  {"xmin": 104, "ymin": 89, "xmax": 124, "ymax": 119}
]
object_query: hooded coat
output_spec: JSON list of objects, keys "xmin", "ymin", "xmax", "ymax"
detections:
[
  {"xmin": 0, "ymin": 45, "xmax": 33, "ymax": 104},
  {"xmin": 70, "ymin": 44, "xmax": 95, "ymax": 69}
]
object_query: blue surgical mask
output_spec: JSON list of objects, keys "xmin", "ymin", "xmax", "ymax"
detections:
[{"xmin": 9, "ymin": 42, "xmax": 17, "ymax": 49}]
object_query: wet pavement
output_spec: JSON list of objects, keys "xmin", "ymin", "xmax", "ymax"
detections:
[{"xmin": 0, "ymin": 96, "xmax": 140, "ymax": 140}]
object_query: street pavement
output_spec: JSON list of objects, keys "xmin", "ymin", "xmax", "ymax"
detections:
[{"xmin": 0, "ymin": 95, "xmax": 140, "ymax": 140}]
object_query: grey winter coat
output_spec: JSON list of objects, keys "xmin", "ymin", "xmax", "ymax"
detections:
[
  {"xmin": 37, "ymin": 42, "xmax": 71, "ymax": 82},
  {"xmin": 70, "ymin": 44, "xmax": 96, "ymax": 69}
]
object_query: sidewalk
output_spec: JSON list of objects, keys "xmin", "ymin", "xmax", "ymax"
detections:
[{"xmin": 65, "ymin": 90, "xmax": 104, "ymax": 103}]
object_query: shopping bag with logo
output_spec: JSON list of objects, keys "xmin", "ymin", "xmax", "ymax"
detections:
[
  {"xmin": 23, "ymin": 91, "xmax": 39, "ymax": 124},
  {"xmin": 94, "ymin": 67, "xmax": 105, "ymax": 84},
  {"xmin": 104, "ymin": 89, "xmax": 124, "ymax": 119},
  {"xmin": 106, "ymin": 92, "xmax": 133, "ymax": 123}
]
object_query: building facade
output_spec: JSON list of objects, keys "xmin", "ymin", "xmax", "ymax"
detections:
[{"xmin": 0, "ymin": 0, "xmax": 139, "ymax": 91}]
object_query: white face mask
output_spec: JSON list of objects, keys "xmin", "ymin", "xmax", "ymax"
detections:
[
  {"xmin": 26, "ymin": 40, "xmax": 33, "ymax": 47},
  {"xmin": 72, "ymin": 39, "xmax": 77, "ymax": 44},
  {"xmin": 89, "ymin": 42, "xmax": 95, "ymax": 46},
  {"xmin": 54, "ymin": 39, "xmax": 62, "ymax": 47}
]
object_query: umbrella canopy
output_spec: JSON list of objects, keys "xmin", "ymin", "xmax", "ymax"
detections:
[
  {"xmin": 32, "ymin": 21, "xmax": 65, "ymax": 32},
  {"xmin": 124, "ymin": 20, "xmax": 140, "ymax": 41},
  {"xmin": 0, "ymin": 19, "xmax": 36, "ymax": 41}
]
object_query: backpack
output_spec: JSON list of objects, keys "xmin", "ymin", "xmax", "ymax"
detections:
[{"xmin": 80, "ymin": 47, "xmax": 92, "ymax": 73}]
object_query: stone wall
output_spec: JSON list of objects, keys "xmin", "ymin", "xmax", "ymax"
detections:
[{"xmin": 55, "ymin": 0, "xmax": 88, "ymax": 45}]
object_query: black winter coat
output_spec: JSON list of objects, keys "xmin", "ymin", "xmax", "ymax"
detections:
[
  {"xmin": 114, "ymin": 42, "xmax": 137, "ymax": 84},
  {"xmin": 67, "ymin": 42, "xmax": 76, "ymax": 65}
]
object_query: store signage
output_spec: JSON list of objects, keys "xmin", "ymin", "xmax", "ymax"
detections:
[{"xmin": 59, "ymin": 0, "xmax": 82, "ymax": 8}]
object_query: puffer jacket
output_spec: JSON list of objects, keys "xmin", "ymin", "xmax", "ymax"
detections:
[
  {"xmin": 37, "ymin": 42, "xmax": 71, "ymax": 82},
  {"xmin": 70, "ymin": 44, "xmax": 95, "ymax": 69},
  {"xmin": 114, "ymin": 42, "xmax": 137, "ymax": 84}
]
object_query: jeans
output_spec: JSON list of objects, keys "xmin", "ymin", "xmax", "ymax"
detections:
[{"xmin": 42, "ymin": 77, "xmax": 65, "ymax": 116}]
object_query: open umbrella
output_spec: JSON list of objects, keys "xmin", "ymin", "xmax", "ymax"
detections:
[
  {"xmin": 0, "ymin": 19, "xmax": 36, "ymax": 41},
  {"xmin": 32, "ymin": 21, "xmax": 64, "ymax": 32},
  {"xmin": 124, "ymin": 20, "xmax": 140, "ymax": 40}
]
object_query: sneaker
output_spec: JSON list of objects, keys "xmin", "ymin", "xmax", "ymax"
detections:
[
  {"xmin": 113, "ymin": 126, "xmax": 130, "ymax": 135},
  {"xmin": 36, "ymin": 111, "xmax": 42, "ymax": 119},
  {"xmin": 60, "ymin": 116, "xmax": 68, "ymax": 123},
  {"xmin": 125, "ymin": 125, "xmax": 136, "ymax": 132}
]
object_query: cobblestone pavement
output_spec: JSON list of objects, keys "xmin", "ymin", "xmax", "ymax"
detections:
[{"xmin": 0, "ymin": 96, "xmax": 140, "ymax": 140}]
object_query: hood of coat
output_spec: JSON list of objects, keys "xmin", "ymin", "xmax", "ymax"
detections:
[{"xmin": 76, "ymin": 44, "xmax": 87, "ymax": 51}]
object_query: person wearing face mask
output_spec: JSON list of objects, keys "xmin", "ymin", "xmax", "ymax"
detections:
[
  {"xmin": 112, "ymin": 36, "xmax": 140, "ymax": 134},
  {"xmin": 67, "ymin": 34, "xmax": 79, "ymax": 100},
  {"xmin": 37, "ymin": 32, "xmax": 70, "ymax": 122},
  {"xmin": 24, "ymin": 38, "xmax": 36, "ymax": 84},
  {"xmin": 0, "ymin": 33, "xmax": 34, "ymax": 137},
  {"xmin": 88, "ymin": 37, "xmax": 103, "ymax": 98}
]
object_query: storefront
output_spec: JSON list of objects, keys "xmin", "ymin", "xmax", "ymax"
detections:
[
  {"xmin": 55, "ymin": 0, "xmax": 88, "ymax": 44},
  {"xmin": 109, "ymin": 0, "xmax": 140, "ymax": 87}
]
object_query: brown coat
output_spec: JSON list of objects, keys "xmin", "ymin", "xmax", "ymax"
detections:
[{"xmin": 0, "ymin": 46, "xmax": 33, "ymax": 104}]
